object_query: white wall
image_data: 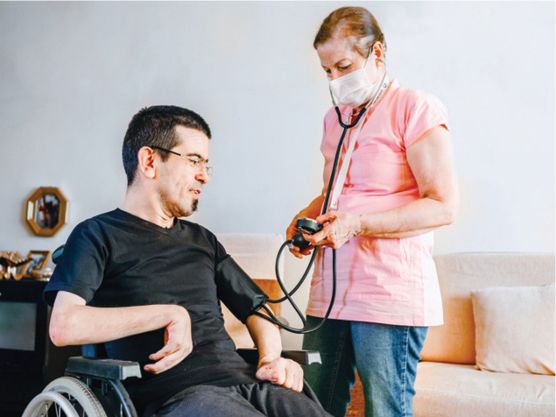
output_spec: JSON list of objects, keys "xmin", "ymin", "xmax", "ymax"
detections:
[
  {"xmin": 1, "ymin": 1, "xmax": 553, "ymax": 255},
  {"xmin": 1, "ymin": 2, "xmax": 554, "ymax": 346}
]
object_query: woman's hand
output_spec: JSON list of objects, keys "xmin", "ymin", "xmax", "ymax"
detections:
[
  {"xmin": 286, "ymin": 194, "xmax": 326, "ymax": 257},
  {"xmin": 286, "ymin": 215, "xmax": 313, "ymax": 258},
  {"xmin": 303, "ymin": 211, "xmax": 361, "ymax": 250}
]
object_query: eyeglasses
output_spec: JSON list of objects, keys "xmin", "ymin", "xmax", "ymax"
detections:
[{"xmin": 151, "ymin": 146, "xmax": 213, "ymax": 177}]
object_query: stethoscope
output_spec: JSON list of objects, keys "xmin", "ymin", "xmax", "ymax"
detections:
[{"xmin": 255, "ymin": 70, "xmax": 390, "ymax": 334}]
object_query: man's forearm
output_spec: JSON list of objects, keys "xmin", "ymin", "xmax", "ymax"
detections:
[
  {"xmin": 245, "ymin": 308, "xmax": 282, "ymax": 366},
  {"xmin": 49, "ymin": 292, "xmax": 188, "ymax": 346}
]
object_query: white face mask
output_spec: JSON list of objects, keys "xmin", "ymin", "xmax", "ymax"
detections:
[{"xmin": 329, "ymin": 53, "xmax": 379, "ymax": 108}]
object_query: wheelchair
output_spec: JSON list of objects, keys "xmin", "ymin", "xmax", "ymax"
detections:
[
  {"xmin": 22, "ymin": 246, "xmax": 323, "ymax": 417},
  {"xmin": 22, "ymin": 344, "xmax": 321, "ymax": 417}
]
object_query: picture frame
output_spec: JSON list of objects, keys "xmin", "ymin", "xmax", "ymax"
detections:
[
  {"xmin": 25, "ymin": 187, "xmax": 68, "ymax": 237},
  {"xmin": 13, "ymin": 263, "xmax": 27, "ymax": 281},
  {"xmin": 0, "ymin": 251, "xmax": 30, "ymax": 280},
  {"xmin": 22, "ymin": 250, "xmax": 51, "ymax": 277}
]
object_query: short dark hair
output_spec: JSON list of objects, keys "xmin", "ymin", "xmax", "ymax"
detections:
[{"xmin": 122, "ymin": 105, "xmax": 211, "ymax": 185}]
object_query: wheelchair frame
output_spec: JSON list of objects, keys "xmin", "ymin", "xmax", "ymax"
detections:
[{"xmin": 22, "ymin": 349, "xmax": 321, "ymax": 417}]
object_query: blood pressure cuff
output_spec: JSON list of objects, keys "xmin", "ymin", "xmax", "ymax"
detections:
[{"xmin": 215, "ymin": 255, "xmax": 268, "ymax": 323}]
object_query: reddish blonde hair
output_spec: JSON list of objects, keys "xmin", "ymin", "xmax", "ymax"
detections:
[{"xmin": 313, "ymin": 7, "xmax": 386, "ymax": 58}]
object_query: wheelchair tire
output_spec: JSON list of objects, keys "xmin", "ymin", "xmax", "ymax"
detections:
[
  {"xmin": 22, "ymin": 391, "xmax": 79, "ymax": 417},
  {"xmin": 22, "ymin": 376, "xmax": 108, "ymax": 417}
]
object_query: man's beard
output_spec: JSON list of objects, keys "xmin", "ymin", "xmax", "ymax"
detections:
[
  {"xmin": 161, "ymin": 193, "xmax": 198, "ymax": 218},
  {"xmin": 176, "ymin": 199, "xmax": 199, "ymax": 217},
  {"xmin": 177, "ymin": 198, "xmax": 198, "ymax": 218}
]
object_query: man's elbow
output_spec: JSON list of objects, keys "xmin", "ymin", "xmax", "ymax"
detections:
[
  {"xmin": 49, "ymin": 310, "xmax": 76, "ymax": 347},
  {"xmin": 49, "ymin": 326, "xmax": 68, "ymax": 347}
]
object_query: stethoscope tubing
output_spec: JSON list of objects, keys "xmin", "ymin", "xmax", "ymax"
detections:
[
  {"xmin": 264, "ymin": 71, "xmax": 390, "ymax": 333},
  {"xmin": 255, "ymin": 107, "xmax": 368, "ymax": 334}
]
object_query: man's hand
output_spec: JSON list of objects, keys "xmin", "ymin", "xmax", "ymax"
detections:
[
  {"xmin": 144, "ymin": 306, "xmax": 193, "ymax": 374},
  {"xmin": 303, "ymin": 211, "xmax": 361, "ymax": 250},
  {"xmin": 255, "ymin": 356, "xmax": 304, "ymax": 392}
]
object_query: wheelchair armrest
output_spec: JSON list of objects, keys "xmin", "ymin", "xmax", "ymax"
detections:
[
  {"xmin": 281, "ymin": 350, "xmax": 322, "ymax": 365},
  {"xmin": 65, "ymin": 356, "xmax": 142, "ymax": 381},
  {"xmin": 237, "ymin": 348, "xmax": 322, "ymax": 365}
]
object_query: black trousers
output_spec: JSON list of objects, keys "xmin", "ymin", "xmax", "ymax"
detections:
[{"xmin": 153, "ymin": 382, "xmax": 332, "ymax": 417}]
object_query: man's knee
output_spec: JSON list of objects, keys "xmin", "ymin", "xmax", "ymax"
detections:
[
  {"xmin": 154, "ymin": 386, "xmax": 244, "ymax": 417},
  {"xmin": 248, "ymin": 383, "xmax": 331, "ymax": 417}
]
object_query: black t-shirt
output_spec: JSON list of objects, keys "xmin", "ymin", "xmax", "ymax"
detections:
[{"xmin": 45, "ymin": 209, "xmax": 261, "ymax": 415}]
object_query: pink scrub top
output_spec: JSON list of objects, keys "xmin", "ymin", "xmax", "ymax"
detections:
[{"xmin": 306, "ymin": 79, "xmax": 449, "ymax": 327}]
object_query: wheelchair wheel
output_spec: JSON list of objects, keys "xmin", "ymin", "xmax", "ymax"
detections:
[{"xmin": 22, "ymin": 376, "xmax": 107, "ymax": 417}]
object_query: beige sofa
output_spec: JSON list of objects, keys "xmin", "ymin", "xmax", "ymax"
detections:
[{"xmin": 415, "ymin": 253, "xmax": 555, "ymax": 417}]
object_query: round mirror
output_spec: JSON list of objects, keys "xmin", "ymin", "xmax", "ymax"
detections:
[{"xmin": 25, "ymin": 187, "xmax": 68, "ymax": 237}]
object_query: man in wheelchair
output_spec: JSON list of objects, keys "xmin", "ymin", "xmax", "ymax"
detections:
[{"xmin": 43, "ymin": 106, "xmax": 331, "ymax": 417}]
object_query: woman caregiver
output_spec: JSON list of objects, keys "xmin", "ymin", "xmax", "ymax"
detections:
[{"xmin": 286, "ymin": 6, "xmax": 459, "ymax": 417}]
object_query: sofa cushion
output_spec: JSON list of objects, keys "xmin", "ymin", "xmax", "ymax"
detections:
[
  {"xmin": 217, "ymin": 233, "xmax": 285, "ymax": 277},
  {"xmin": 421, "ymin": 253, "xmax": 555, "ymax": 364},
  {"xmin": 414, "ymin": 362, "xmax": 555, "ymax": 417},
  {"xmin": 471, "ymin": 284, "xmax": 555, "ymax": 375}
]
